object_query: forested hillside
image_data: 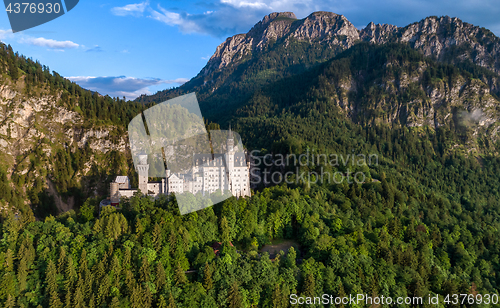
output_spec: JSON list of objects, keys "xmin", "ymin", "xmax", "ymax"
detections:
[
  {"xmin": 233, "ymin": 43, "xmax": 500, "ymax": 153},
  {"xmin": 0, "ymin": 42, "xmax": 151, "ymax": 217},
  {"xmin": 1, "ymin": 11, "xmax": 500, "ymax": 308}
]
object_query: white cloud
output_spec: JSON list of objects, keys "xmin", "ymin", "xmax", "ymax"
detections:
[
  {"xmin": 21, "ymin": 37, "xmax": 79, "ymax": 49},
  {"xmin": 220, "ymin": 0, "xmax": 270, "ymax": 9},
  {"xmin": 67, "ymin": 76, "xmax": 189, "ymax": 100},
  {"xmin": 111, "ymin": 1, "xmax": 149, "ymax": 17},
  {"xmin": 148, "ymin": 5, "xmax": 202, "ymax": 33},
  {"xmin": 0, "ymin": 29, "xmax": 82, "ymax": 51},
  {"xmin": 0, "ymin": 29, "xmax": 13, "ymax": 40},
  {"xmin": 149, "ymin": 6, "xmax": 183, "ymax": 26}
]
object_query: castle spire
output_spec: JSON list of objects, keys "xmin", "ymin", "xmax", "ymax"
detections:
[
  {"xmin": 227, "ymin": 124, "xmax": 234, "ymax": 153},
  {"xmin": 228, "ymin": 123, "xmax": 233, "ymax": 139}
]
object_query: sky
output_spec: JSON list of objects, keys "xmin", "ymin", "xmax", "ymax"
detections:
[{"xmin": 0, "ymin": 0, "xmax": 499, "ymax": 100}]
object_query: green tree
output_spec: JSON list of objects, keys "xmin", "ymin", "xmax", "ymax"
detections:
[
  {"xmin": 203, "ymin": 262, "xmax": 213, "ymax": 290},
  {"xmin": 227, "ymin": 281, "xmax": 242, "ymax": 308}
]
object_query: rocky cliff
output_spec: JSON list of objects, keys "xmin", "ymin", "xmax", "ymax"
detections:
[{"xmin": 0, "ymin": 77, "xmax": 130, "ymax": 216}]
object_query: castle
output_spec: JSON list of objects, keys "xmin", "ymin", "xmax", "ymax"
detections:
[{"xmin": 108, "ymin": 128, "xmax": 251, "ymax": 206}]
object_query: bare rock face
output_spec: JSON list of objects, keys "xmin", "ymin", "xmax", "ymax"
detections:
[
  {"xmin": 0, "ymin": 87, "xmax": 126, "ymax": 159},
  {"xmin": 359, "ymin": 22, "xmax": 398, "ymax": 43},
  {"xmin": 289, "ymin": 11, "xmax": 360, "ymax": 44}
]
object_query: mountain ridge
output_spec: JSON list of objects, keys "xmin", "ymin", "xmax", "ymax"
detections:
[
  {"xmin": 137, "ymin": 11, "xmax": 500, "ymax": 109},
  {"xmin": 203, "ymin": 12, "xmax": 500, "ymax": 76}
]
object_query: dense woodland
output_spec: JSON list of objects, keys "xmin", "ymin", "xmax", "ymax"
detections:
[{"xmin": 0, "ymin": 31, "xmax": 500, "ymax": 307}]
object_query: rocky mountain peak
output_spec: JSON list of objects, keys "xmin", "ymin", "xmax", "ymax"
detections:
[
  {"xmin": 261, "ymin": 12, "xmax": 297, "ymax": 25},
  {"xmin": 360, "ymin": 16, "xmax": 500, "ymax": 74},
  {"xmin": 246, "ymin": 12, "xmax": 297, "ymax": 37},
  {"xmin": 359, "ymin": 22, "xmax": 398, "ymax": 43},
  {"xmin": 200, "ymin": 11, "xmax": 360, "ymax": 76}
]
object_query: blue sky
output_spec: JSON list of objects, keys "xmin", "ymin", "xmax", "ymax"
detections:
[{"xmin": 0, "ymin": 0, "xmax": 499, "ymax": 100}]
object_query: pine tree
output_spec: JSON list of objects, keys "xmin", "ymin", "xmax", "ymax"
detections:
[
  {"xmin": 302, "ymin": 273, "xmax": 315, "ymax": 298},
  {"xmin": 139, "ymin": 255, "xmax": 150, "ymax": 284},
  {"xmin": 78, "ymin": 249, "xmax": 87, "ymax": 275},
  {"xmin": 130, "ymin": 285, "xmax": 144, "ymax": 308},
  {"xmin": 152, "ymin": 223, "xmax": 163, "ymax": 251},
  {"xmin": 8, "ymin": 58, "xmax": 18, "ymax": 80},
  {"xmin": 202, "ymin": 262, "xmax": 213, "ymax": 290},
  {"xmin": 64, "ymin": 255, "xmax": 77, "ymax": 291},
  {"xmin": 284, "ymin": 246, "xmax": 297, "ymax": 268},
  {"xmin": 25, "ymin": 236, "xmax": 35, "ymax": 265},
  {"xmin": 124, "ymin": 269, "xmax": 136, "ymax": 296},
  {"xmin": 17, "ymin": 256, "xmax": 28, "ymax": 292},
  {"xmin": 167, "ymin": 293, "xmax": 177, "ymax": 308},
  {"xmin": 57, "ymin": 247, "xmax": 67, "ymax": 274},
  {"xmin": 227, "ymin": 281, "xmax": 242, "ymax": 308},
  {"xmin": 272, "ymin": 284, "xmax": 287, "ymax": 308},
  {"xmin": 155, "ymin": 261, "xmax": 167, "ymax": 291},
  {"xmin": 5, "ymin": 249, "xmax": 14, "ymax": 272},
  {"xmin": 5, "ymin": 294, "xmax": 15, "ymax": 308},
  {"xmin": 109, "ymin": 297, "xmax": 120, "ymax": 308},
  {"xmin": 64, "ymin": 290, "xmax": 72, "ymax": 308},
  {"xmin": 0, "ymin": 272, "xmax": 17, "ymax": 302},
  {"xmin": 174, "ymin": 262, "xmax": 187, "ymax": 286},
  {"xmin": 88, "ymin": 293, "xmax": 95, "ymax": 308},
  {"xmin": 84, "ymin": 268, "xmax": 94, "ymax": 303},
  {"xmin": 143, "ymin": 286, "xmax": 153, "ymax": 308},
  {"xmin": 46, "ymin": 260, "xmax": 63, "ymax": 308},
  {"xmin": 158, "ymin": 295, "xmax": 168, "ymax": 308},
  {"xmin": 110, "ymin": 254, "xmax": 121, "ymax": 277},
  {"xmin": 73, "ymin": 285, "xmax": 85, "ymax": 308},
  {"xmin": 96, "ymin": 275, "xmax": 110, "ymax": 307},
  {"xmin": 123, "ymin": 247, "xmax": 131, "ymax": 269},
  {"xmin": 95, "ymin": 259, "xmax": 106, "ymax": 283},
  {"xmin": 337, "ymin": 280, "xmax": 346, "ymax": 308},
  {"xmin": 220, "ymin": 216, "xmax": 230, "ymax": 244}
]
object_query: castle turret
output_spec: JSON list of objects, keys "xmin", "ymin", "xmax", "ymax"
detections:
[
  {"xmin": 137, "ymin": 154, "xmax": 149, "ymax": 194},
  {"xmin": 225, "ymin": 125, "xmax": 235, "ymax": 193}
]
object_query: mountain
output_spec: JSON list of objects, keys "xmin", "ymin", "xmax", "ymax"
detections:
[
  {"xmin": 136, "ymin": 12, "xmax": 500, "ymax": 121},
  {"xmin": 199, "ymin": 12, "xmax": 360, "ymax": 75},
  {"xmin": 135, "ymin": 12, "xmax": 500, "ymax": 155}
]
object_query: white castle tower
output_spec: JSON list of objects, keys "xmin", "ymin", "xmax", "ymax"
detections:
[
  {"xmin": 226, "ymin": 125, "xmax": 234, "ymax": 165},
  {"xmin": 137, "ymin": 154, "xmax": 149, "ymax": 193},
  {"xmin": 225, "ymin": 125, "xmax": 235, "ymax": 192}
]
